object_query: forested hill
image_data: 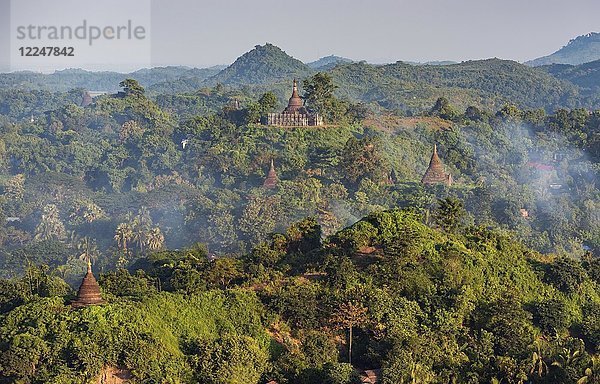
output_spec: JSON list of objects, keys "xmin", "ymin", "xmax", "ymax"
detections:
[
  {"xmin": 328, "ymin": 58, "xmax": 583, "ymax": 112},
  {"xmin": 539, "ymin": 60, "xmax": 600, "ymax": 91},
  {"xmin": 527, "ymin": 32, "xmax": 600, "ymax": 66},
  {"xmin": 0, "ymin": 38, "xmax": 599, "ymax": 384},
  {"xmin": 307, "ymin": 55, "xmax": 353, "ymax": 70},
  {"xmin": 204, "ymin": 43, "xmax": 313, "ymax": 86},
  {"xmin": 0, "ymin": 210, "xmax": 598, "ymax": 383}
]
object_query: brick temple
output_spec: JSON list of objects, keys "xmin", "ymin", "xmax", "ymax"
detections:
[
  {"xmin": 71, "ymin": 259, "xmax": 105, "ymax": 308},
  {"xmin": 266, "ymin": 80, "xmax": 323, "ymax": 127},
  {"xmin": 263, "ymin": 159, "xmax": 279, "ymax": 188},
  {"xmin": 421, "ymin": 144, "xmax": 452, "ymax": 186}
]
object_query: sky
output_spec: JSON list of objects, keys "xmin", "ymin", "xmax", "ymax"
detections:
[{"xmin": 1, "ymin": 0, "xmax": 599, "ymax": 72}]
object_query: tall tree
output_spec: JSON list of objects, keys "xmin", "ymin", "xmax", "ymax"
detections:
[
  {"xmin": 114, "ymin": 222, "xmax": 134, "ymax": 257},
  {"xmin": 330, "ymin": 301, "xmax": 368, "ymax": 365},
  {"xmin": 434, "ymin": 197, "xmax": 466, "ymax": 233},
  {"xmin": 132, "ymin": 207, "xmax": 153, "ymax": 256},
  {"xmin": 303, "ymin": 72, "xmax": 345, "ymax": 122}
]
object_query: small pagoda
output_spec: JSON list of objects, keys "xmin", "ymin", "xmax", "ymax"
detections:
[
  {"xmin": 421, "ymin": 144, "xmax": 452, "ymax": 186},
  {"xmin": 71, "ymin": 258, "xmax": 105, "ymax": 308},
  {"xmin": 263, "ymin": 159, "xmax": 279, "ymax": 189}
]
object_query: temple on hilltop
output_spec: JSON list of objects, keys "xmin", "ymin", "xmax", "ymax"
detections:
[
  {"xmin": 263, "ymin": 159, "xmax": 279, "ymax": 188},
  {"xmin": 421, "ymin": 144, "xmax": 452, "ymax": 186},
  {"xmin": 266, "ymin": 80, "xmax": 323, "ymax": 127},
  {"xmin": 71, "ymin": 258, "xmax": 104, "ymax": 308}
]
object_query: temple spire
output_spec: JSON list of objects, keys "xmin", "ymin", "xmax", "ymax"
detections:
[
  {"xmin": 263, "ymin": 159, "xmax": 279, "ymax": 189},
  {"xmin": 285, "ymin": 79, "xmax": 303, "ymax": 113},
  {"xmin": 421, "ymin": 143, "xmax": 452, "ymax": 186},
  {"xmin": 71, "ymin": 255, "xmax": 105, "ymax": 308}
]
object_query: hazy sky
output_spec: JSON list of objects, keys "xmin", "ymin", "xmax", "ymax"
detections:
[
  {"xmin": 2, "ymin": 0, "xmax": 599, "ymax": 72},
  {"xmin": 151, "ymin": 0, "xmax": 599, "ymax": 66}
]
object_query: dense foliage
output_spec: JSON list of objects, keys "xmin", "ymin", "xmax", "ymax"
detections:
[
  {"xmin": 0, "ymin": 78, "xmax": 598, "ymax": 284},
  {"xmin": 0, "ymin": 210, "xmax": 598, "ymax": 383},
  {"xmin": 0, "ymin": 47, "xmax": 599, "ymax": 382}
]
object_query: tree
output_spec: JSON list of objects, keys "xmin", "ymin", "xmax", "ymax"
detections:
[
  {"xmin": 545, "ymin": 257, "xmax": 587, "ymax": 294},
  {"xmin": 322, "ymin": 362, "xmax": 362, "ymax": 384},
  {"xmin": 303, "ymin": 73, "xmax": 336, "ymax": 110},
  {"xmin": 340, "ymin": 136, "xmax": 388, "ymax": 185},
  {"xmin": 1, "ymin": 333, "xmax": 50, "ymax": 380},
  {"xmin": 430, "ymin": 97, "xmax": 458, "ymax": 120},
  {"xmin": 581, "ymin": 302, "xmax": 600, "ymax": 352},
  {"xmin": 146, "ymin": 227, "xmax": 165, "ymax": 251},
  {"xmin": 132, "ymin": 207, "xmax": 153, "ymax": 256},
  {"xmin": 34, "ymin": 204, "xmax": 66, "ymax": 241},
  {"xmin": 114, "ymin": 222, "xmax": 133, "ymax": 252},
  {"xmin": 465, "ymin": 105, "xmax": 484, "ymax": 121},
  {"xmin": 534, "ymin": 298, "xmax": 569, "ymax": 334},
  {"xmin": 258, "ymin": 92, "xmax": 277, "ymax": 114},
  {"xmin": 496, "ymin": 103, "xmax": 523, "ymax": 120},
  {"xmin": 205, "ymin": 257, "xmax": 244, "ymax": 289},
  {"xmin": 77, "ymin": 236, "xmax": 99, "ymax": 268},
  {"xmin": 475, "ymin": 295, "xmax": 534, "ymax": 357},
  {"xmin": 303, "ymin": 72, "xmax": 345, "ymax": 122},
  {"xmin": 119, "ymin": 78, "xmax": 145, "ymax": 98},
  {"xmin": 187, "ymin": 334, "xmax": 268, "ymax": 384},
  {"xmin": 239, "ymin": 195, "xmax": 280, "ymax": 245},
  {"xmin": 330, "ymin": 301, "xmax": 368, "ymax": 365},
  {"xmin": 434, "ymin": 197, "xmax": 466, "ymax": 233}
]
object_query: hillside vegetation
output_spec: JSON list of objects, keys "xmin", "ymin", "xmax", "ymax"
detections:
[{"xmin": 0, "ymin": 210, "xmax": 598, "ymax": 383}]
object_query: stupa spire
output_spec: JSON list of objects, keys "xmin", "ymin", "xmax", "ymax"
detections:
[
  {"xmin": 285, "ymin": 79, "xmax": 303, "ymax": 113},
  {"xmin": 263, "ymin": 159, "xmax": 279, "ymax": 189},
  {"xmin": 421, "ymin": 144, "xmax": 452, "ymax": 186},
  {"xmin": 71, "ymin": 256, "xmax": 105, "ymax": 308}
]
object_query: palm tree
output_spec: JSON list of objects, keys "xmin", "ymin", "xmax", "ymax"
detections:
[
  {"xmin": 132, "ymin": 207, "xmax": 152, "ymax": 255},
  {"xmin": 114, "ymin": 223, "xmax": 133, "ymax": 255},
  {"xmin": 34, "ymin": 204, "xmax": 66, "ymax": 241},
  {"xmin": 82, "ymin": 202, "xmax": 105, "ymax": 224},
  {"xmin": 146, "ymin": 227, "xmax": 164, "ymax": 251}
]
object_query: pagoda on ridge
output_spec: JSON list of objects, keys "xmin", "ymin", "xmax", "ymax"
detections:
[
  {"xmin": 266, "ymin": 80, "xmax": 323, "ymax": 127},
  {"xmin": 263, "ymin": 159, "xmax": 279, "ymax": 189},
  {"xmin": 421, "ymin": 144, "xmax": 452, "ymax": 186},
  {"xmin": 71, "ymin": 258, "xmax": 105, "ymax": 308}
]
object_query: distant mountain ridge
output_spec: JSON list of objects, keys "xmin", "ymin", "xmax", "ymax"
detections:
[
  {"xmin": 0, "ymin": 66, "xmax": 222, "ymax": 92},
  {"xmin": 307, "ymin": 55, "xmax": 353, "ymax": 70},
  {"xmin": 526, "ymin": 32, "xmax": 600, "ymax": 66},
  {"xmin": 0, "ymin": 41, "xmax": 597, "ymax": 110}
]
